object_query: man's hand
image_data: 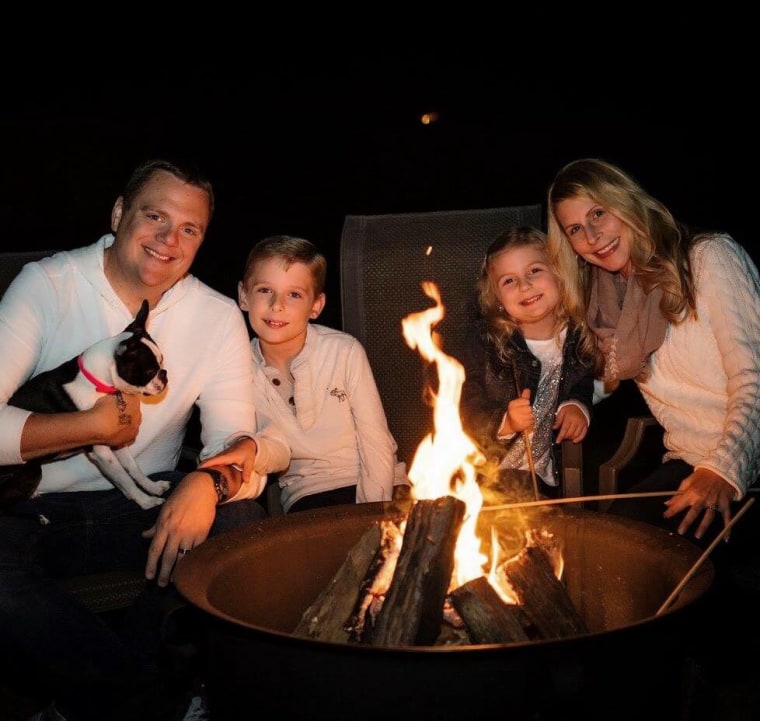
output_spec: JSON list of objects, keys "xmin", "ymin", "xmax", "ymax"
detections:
[
  {"xmin": 142, "ymin": 471, "xmax": 217, "ymax": 586},
  {"xmin": 90, "ymin": 392, "xmax": 141, "ymax": 447}
]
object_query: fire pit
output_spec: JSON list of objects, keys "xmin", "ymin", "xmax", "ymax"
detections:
[{"xmin": 175, "ymin": 500, "xmax": 713, "ymax": 720}]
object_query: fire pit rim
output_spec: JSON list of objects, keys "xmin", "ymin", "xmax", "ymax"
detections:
[{"xmin": 174, "ymin": 501, "xmax": 714, "ymax": 651}]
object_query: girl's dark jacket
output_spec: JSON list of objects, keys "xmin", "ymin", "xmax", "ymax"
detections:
[{"xmin": 460, "ymin": 317, "xmax": 595, "ymax": 487}]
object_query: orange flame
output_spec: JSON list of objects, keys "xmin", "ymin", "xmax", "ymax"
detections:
[{"xmin": 401, "ymin": 281, "xmax": 487, "ymax": 588}]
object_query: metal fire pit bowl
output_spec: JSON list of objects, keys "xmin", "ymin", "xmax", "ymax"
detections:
[{"xmin": 175, "ymin": 501, "xmax": 714, "ymax": 721}]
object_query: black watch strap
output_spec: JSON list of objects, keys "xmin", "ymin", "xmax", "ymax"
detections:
[{"xmin": 203, "ymin": 468, "xmax": 229, "ymax": 504}]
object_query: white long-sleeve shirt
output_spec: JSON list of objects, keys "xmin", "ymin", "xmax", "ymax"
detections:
[
  {"xmin": 0, "ymin": 235, "xmax": 289, "ymax": 499},
  {"xmin": 251, "ymin": 323, "xmax": 407, "ymax": 513},
  {"xmin": 639, "ymin": 234, "xmax": 760, "ymax": 499}
]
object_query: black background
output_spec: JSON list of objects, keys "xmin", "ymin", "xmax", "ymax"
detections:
[{"xmin": 1, "ymin": 40, "xmax": 753, "ymax": 331}]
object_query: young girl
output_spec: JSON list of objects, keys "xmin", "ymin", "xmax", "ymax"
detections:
[
  {"xmin": 461, "ymin": 226, "xmax": 601, "ymax": 495},
  {"xmin": 211, "ymin": 235, "xmax": 407, "ymax": 514}
]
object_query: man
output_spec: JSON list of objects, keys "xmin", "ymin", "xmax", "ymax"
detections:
[{"xmin": 0, "ymin": 158, "xmax": 288, "ymax": 720}]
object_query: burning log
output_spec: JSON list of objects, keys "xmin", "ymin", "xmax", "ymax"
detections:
[
  {"xmin": 449, "ymin": 576, "xmax": 530, "ymax": 644},
  {"xmin": 368, "ymin": 495, "xmax": 465, "ymax": 646},
  {"xmin": 345, "ymin": 521, "xmax": 404, "ymax": 642},
  {"xmin": 294, "ymin": 498, "xmax": 465, "ymax": 646},
  {"xmin": 499, "ymin": 530, "xmax": 588, "ymax": 640},
  {"xmin": 293, "ymin": 523, "xmax": 384, "ymax": 643},
  {"xmin": 294, "ymin": 500, "xmax": 590, "ymax": 648}
]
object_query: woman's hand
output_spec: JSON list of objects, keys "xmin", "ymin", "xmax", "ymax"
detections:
[{"xmin": 663, "ymin": 467, "xmax": 736, "ymax": 539}]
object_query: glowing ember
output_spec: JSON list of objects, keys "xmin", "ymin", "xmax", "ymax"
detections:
[{"xmin": 401, "ymin": 281, "xmax": 487, "ymax": 588}]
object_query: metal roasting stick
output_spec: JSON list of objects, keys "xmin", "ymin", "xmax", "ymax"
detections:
[
  {"xmin": 510, "ymin": 358, "xmax": 539, "ymax": 501},
  {"xmin": 522, "ymin": 431, "xmax": 540, "ymax": 502},
  {"xmin": 656, "ymin": 497, "xmax": 756, "ymax": 616},
  {"xmin": 481, "ymin": 490, "xmax": 676, "ymax": 512},
  {"xmin": 481, "ymin": 486, "xmax": 760, "ymax": 513}
]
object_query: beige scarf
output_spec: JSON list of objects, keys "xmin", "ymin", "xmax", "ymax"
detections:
[{"xmin": 587, "ymin": 267, "xmax": 668, "ymax": 382}]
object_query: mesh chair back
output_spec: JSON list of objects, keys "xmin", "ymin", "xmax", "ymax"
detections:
[
  {"xmin": 0, "ymin": 250, "xmax": 57, "ymax": 299},
  {"xmin": 340, "ymin": 205, "xmax": 542, "ymax": 468}
]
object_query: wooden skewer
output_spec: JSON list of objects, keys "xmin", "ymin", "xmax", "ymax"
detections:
[
  {"xmin": 522, "ymin": 430, "xmax": 540, "ymax": 502},
  {"xmin": 481, "ymin": 490, "xmax": 676, "ymax": 512},
  {"xmin": 657, "ymin": 497, "xmax": 755, "ymax": 616},
  {"xmin": 481, "ymin": 486, "xmax": 759, "ymax": 513},
  {"xmin": 510, "ymin": 358, "xmax": 539, "ymax": 501}
]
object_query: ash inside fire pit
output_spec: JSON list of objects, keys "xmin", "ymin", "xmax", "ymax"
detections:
[{"xmin": 175, "ymin": 501, "xmax": 713, "ymax": 721}]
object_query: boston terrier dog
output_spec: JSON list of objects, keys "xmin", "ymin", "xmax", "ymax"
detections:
[{"xmin": 3, "ymin": 299, "xmax": 171, "ymax": 510}]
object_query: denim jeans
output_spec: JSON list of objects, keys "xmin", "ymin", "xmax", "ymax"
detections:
[{"xmin": 0, "ymin": 471, "xmax": 266, "ymax": 720}]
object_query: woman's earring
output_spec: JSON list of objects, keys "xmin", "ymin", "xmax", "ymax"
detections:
[{"xmin": 497, "ymin": 304, "xmax": 504, "ymax": 312}]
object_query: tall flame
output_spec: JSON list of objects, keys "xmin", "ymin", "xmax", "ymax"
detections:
[{"xmin": 401, "ymin": 281, "xmax": 487, "ymax": 587}]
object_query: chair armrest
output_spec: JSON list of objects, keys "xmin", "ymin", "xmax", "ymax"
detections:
[
  {"xmin": 598, "ymin": 416, "xmax": 661, "ymax": 511},
  {"xmin": 561, "ymin": 438, "xmax": 583, "ymax": 500},
  {"xmin": 266, "ymin": 476, "xmax": 285, "ymax": 517}
]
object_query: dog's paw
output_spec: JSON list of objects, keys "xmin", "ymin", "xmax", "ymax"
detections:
[
  {"xmin": 145, "ymin": 479, "xmax": 171, "ymax": 496},
  {"xmin": 136, "ymin": 494, "xmax": 166, "ymax": 510}
]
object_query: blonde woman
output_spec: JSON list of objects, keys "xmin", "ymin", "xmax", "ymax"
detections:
[{"xmin": 547, "ymin": 158, "xmax": 760, "ymax": 542}]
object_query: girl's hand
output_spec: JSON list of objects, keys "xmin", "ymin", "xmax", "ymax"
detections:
[
  {"xmin": 553, "ymin": 404, "xmax": 589, "ymax": 443},
  {"xmin": 506, "ymin": 388, "xmax": 534, "ymax": 433}
]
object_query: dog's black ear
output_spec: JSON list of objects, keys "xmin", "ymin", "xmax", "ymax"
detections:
[{"xmin": 125, "ymin": 299, "xmax": 150, "ymax": 334}]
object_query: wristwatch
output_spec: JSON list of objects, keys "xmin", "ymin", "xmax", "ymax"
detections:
[{"xmin": 203, "ymin": 468, "xmax": 229, "ymax": 505}]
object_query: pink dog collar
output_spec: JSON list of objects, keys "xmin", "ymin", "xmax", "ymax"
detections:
[{"xmin": 77, "ymin": 354, "xmax": 117, "ymax": 394}]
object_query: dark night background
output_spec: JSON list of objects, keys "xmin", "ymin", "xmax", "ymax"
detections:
[
  {"xmin": 3, "ymin": 33, "xmax": 759, "ymax": 719},
  {"xmin": 1, "ymin": 40, "xmax": 753, "ymax": 331}
]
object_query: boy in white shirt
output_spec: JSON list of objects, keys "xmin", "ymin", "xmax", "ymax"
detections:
[{"xmin": 211, "ymin": 235, "xmax": 407, "ymax": 513}]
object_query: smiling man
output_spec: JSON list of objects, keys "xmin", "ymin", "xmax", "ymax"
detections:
[{"xmin": 0, "ymin": 158, "xmax": 289, "ymax": 721}]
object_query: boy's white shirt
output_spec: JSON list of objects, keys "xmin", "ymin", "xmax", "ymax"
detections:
[{"xmin": 251, "ymin": 323, "xmax": 406, "ymax": 513}]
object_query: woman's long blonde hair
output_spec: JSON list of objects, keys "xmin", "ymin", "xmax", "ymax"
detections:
[{"xmin": 546, "ymin": 158, "xmax": 696, "ymax": 323}]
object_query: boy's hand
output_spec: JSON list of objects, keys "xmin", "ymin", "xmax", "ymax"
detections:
[{"xmin": 199, "ymin": 437, "xmax": 258, "ymax": 486}]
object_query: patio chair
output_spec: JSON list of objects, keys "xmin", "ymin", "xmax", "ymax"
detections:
[{"xmin": 338, "ymin": 204, "xmax": 586, "ymax": 499}]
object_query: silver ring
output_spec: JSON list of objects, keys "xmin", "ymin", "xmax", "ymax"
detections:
[
  {"xmin": 178, "ymin": 548, "xmax": 190, "ymax": 558},
  {"xmin": 707, "ymin": 504, "xmax": 720, "ymax": 512}
]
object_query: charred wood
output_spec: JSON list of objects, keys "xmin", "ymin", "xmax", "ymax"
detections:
[
  {"xmin": 293, "ymin": 523, "xmax": 383, "ymax": 643},
  {"xmin": 369, "ymin": 496, "xmax": 465, "ymax": 647},
  {"xmin": 500, "ymin": 531, "xmax": 588, "ymax": 640},
  {"xmin": 449, "ymin": 576, "xmax": 530, "ymax": 644},
  {"xmin": 345, "ymin": 521, "xmax": 404, "ymax": 642}
]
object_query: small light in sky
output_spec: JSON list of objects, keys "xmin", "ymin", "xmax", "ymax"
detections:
[
  {"xmin": 419, "ymin": 112, "xmax": 440, "ymax": 125},
  {"xmin": 426, "ymin": 245, "xmax": 433, "ymax": 256}
]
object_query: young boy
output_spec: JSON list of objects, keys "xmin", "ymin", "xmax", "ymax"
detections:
[{"xmin": 213, "ymin": 235, "xmax": 407, "ymax": 513}]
